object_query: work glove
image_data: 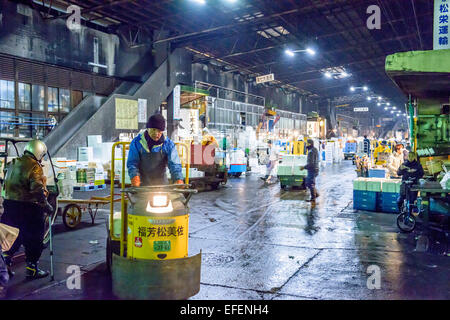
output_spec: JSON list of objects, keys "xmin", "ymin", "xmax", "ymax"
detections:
[
  {"xmin": 42, "ymin": 200, "xmax": 54, "ymax": 214},
  {"xmin": 131, "ymin": 176, "xmax": 141, "ymax": 187},
  {"xmin": 175, "ymin": 180, "xmax": 186, "ymax": 189}
]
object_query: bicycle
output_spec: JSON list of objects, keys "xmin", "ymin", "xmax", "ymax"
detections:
[{"xmin": 396, "ymin": 179, "xmax": 422, "ymax": 232}]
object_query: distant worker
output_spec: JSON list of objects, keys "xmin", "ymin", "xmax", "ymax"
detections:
[
  {"xmin": 261, "ymin": 140, "xmax": 278, "ymax": 183},
  {"xmin": 1, "ymin": 140, "xmax": 54, "ymax": 279},
  {"xmin": 127, "ymin": 113, "xmax": 184, "ymax": 186},
  {"xmin": 373, "ymin": 140, "xmax": 391, "ymax": 166},
  {"xmin": 363, "ymin": 135, "xmax": 371, "ymax": 156},
  {"xmin": 300, "ymin": 139, "xmax": 320, "ymax": 202},
  {"xmin": 397, "ymin": 152, "xmax": 424, "ymax": 214},
  {"xmin": 386, "ymin": 144, "xmax": 404, "ymax": 178},
  {"xmin": 201, "ymin": 127, "xmax": 219, "ymax": 148}
]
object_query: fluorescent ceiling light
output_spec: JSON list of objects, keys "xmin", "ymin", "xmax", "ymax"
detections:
[
  {"xmin": 306, "ymin": 48, "xmax": 316, "ymax": 55},
  {"xmin": 367, "ymin": 97, "xmax": 372, "ymax": 101},
  {"xmin": 325, "ymin": 72, "xmax": 332, "ymax": 78},
  {"xmin": 350, "ymin": 86, "xmax": 355, "ymax": 92},
  {"xmin": 363, "ymin": 86, "xmax": 368, "ymax": 91},
  {"xmin": 285, "ymin": 49, "xmax": 295, "ymax": 57}
]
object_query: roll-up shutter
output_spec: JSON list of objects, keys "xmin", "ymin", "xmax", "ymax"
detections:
[
  {"xmin": 0, "ymin": 56, "xmax": 15, "ymax": 81},
  {"xmin": 17, "ymin": 60, "xmax": 33, "ymax": 83}
]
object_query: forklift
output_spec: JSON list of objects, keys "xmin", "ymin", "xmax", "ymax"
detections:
[{"xmin": 106, "ymin": 142, "xmax": 201, "ymax": 300}]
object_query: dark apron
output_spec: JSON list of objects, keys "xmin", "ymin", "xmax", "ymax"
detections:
[{"xmin": 138, "ymin": 147, "xmax": 169, "ymax": 186}]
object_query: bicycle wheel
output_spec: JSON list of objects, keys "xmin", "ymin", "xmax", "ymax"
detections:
[{"xmin": 396, "ymin": 212, "xmax": 416, "ymax": 232}]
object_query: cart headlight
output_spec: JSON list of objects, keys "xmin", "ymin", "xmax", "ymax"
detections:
[
  {"xmin": 151, "ymin": 194, "xmax": 169, "ymax": 207},
  {"xmin": 146, "ymin": 194, "xmax": 173, "ymax": 214}
]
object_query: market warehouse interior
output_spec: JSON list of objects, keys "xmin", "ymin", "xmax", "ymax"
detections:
[{"xmin": 0, "ymin": 0, "xmax": 449, "ymax": 301}]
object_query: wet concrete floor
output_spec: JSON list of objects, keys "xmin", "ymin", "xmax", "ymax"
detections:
[{"xmin": 2, "ymin": 160, "xmax": 449, "ymax": 300}]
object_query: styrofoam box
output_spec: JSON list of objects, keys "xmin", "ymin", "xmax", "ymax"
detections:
[
  {"xmin": 78, "ymin": 147, "xmax": 94, "ymax": 162},
  {"xmin": 293, "ymin": 155, "xmax": 307, "ymax": 166},
  {"xmin": 87, "ymin": 135, "xmax": 102, "ymax": 147},
  {"xmin": 353, "ymin": 177, "xmax": 368, "ymax": 191},
  {"xmin": 382, "ymin": 180, "xmax": 402, "ymax": 193},
  {"xmin": 366, "ymin": 178, "xmax": 383, "ymax": 192}
]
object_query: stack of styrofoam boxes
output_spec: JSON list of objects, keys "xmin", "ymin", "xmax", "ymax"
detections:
[
  {"xmin": 353, "ymin": 177, "xmax": 381, "ymax": 211},
  {"xmin": 293, "ymin": 155, "xmax": 307, "ymax": 176},
  {"xmin": 277, "ymin": 154, "xmax": 293, "ymax": 176},
  {"xmin": 53, "ymin": 158, "xmax": 76, "ymax": 199},
  {"xmin": 77, "ymin": 147, "xmax": 94, "ymax": 162},
  {"xmin": 277, "ymin": 155, "xmax": 307, "ymax": 176},
  {"xmin": 229, "ymin": 149, "xmax": 246, "ymax": 173},
  {"xmin": 324, "ymin": 143, "xmax": 333, "ymax": 164},
  {"xmin": 380, "ymin": 179, "xmax": 401, "ymax": 213}
]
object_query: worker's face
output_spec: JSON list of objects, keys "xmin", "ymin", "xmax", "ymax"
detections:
[{"xmin": 148, "ymin": 128, "xmax": 162, "ymax": 141}]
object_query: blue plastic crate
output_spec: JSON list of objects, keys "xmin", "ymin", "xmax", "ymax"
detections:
[
  {"xmin": 381, "ymin": 192, "xmax": 400, "ymax": 201},
  {"xmin": 354, "ymin": 201, "xmax": 377, "ymax": 211},
  {"xmin": 353, "ymin": 190, "xmax": 378, "ymax": 211},
  {"xmin": 229, "ymin": 164, "xmax": 247, "ymax": 173},
  {"xmin": 353, "ymin": 190, "xmax": 378, "ymax": 202}
]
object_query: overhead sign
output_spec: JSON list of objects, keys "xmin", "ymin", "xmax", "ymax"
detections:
[
  {"xmin": 256, "ymin": 73, "xmax": 274, "ymax": 84},
  {"xmin": 434, "ymin": 0, "xmax": 450, "ymax": 50},
  {"xmin": 353, "ymin": 107, "xmax": 369, "ymax": 112}
]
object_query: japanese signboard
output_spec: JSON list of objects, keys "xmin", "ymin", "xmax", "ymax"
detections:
[
  {"xmin": 353, "ymin": 107, "xmax": 369, "ymax": 112},
  {"xmin": 434, "ymin": 0, "xmax": 450, "ymax": 50},
  {"xmin": 115, "ymin": 98, "xmax": 138, "ymax": 130},
  {"xmin": 256, "ymin": 73, "xmax": 274, "ymax": 84}
]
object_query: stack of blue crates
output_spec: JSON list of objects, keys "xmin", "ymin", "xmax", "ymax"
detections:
[
  {"xmin": 353, "ymin": 190, "xmax": 378, "ymax": 211},
  {"xmin": 380, "ymin": 192, "xmax": 400, "ymax": 213}
]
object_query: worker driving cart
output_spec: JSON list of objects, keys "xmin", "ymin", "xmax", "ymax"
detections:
[
  {"xmin": 127, "ymin": 113, "xmax": 184, "ymax": 186},
  {"xmin": 1, "ymin": 140, "xmax": 54, "ymax": 279}
]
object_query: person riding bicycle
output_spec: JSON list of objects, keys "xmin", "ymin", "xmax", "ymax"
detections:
[{"xmin": 397, "ymin": 152, "xmax": 424, "ymax": 213}]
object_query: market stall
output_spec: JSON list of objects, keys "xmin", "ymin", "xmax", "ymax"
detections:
[{"xmin": 384, "ymin": 49, "xmax": 450, "ymax": 228}]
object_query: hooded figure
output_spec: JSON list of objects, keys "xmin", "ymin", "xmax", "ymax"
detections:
[
  {"xmin": 127, "ymin": 113, "xmax": 184, "ymax": 186},
  {"xmin": 301, "ymin": 139, "xmax": 320, "ymax": 202}
]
